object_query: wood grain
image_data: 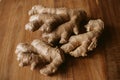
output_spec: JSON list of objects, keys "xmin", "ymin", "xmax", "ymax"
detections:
[{"xmin": 0, "ymin": 0, "xmax": 120, "ymax": 80}]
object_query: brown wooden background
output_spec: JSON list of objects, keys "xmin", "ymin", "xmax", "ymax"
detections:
[{"xmin": 0, "ymin": 0, "xmax": 120, "ymax": 80}]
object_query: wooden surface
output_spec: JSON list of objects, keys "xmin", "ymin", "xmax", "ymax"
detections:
[{"xmin": 0, "ymin": 0, "xmax": 120, "ymax": 80}]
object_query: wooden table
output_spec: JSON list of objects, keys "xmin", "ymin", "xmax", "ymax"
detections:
[{"xmin": 0, "ymin": 0, "xmax": 120, "ymax": 80}]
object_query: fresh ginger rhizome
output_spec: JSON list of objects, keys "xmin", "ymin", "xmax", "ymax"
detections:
[{"xmin": 15, "ymin": 5, "xmax": 104, "ymax": 76}]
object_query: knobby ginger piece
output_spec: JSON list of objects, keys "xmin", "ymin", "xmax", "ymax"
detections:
[
  {"xmin": 26, "ymin": 5, "xmax": 87, "ymax": 44},
  {"xmin": 28, "ymin": 5, "xmax": 85, "ymax": 16},
  {"xmin": 61, "ymin": 19, "xmax": 104, "ymax": 57},
  {"xmin": 15, "ymin": 5, "xmax": 104, "ymax": 76},
  {"xmin": 42, "ymin": 10, "xmax": 87, "ymax": 44},
  {"xmin": 26, "ymin": 5, "xmax": 87, "ymax": 33},
  {"xmin": 25, "ymin": 13, "xmax": 70, "ymax": 32},
  {"xmin": 15, "ymin": 39, "xmax": 64, "ymax": 76}
]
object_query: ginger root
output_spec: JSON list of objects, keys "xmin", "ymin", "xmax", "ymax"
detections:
[
  {"xmin": 28, "ymin": 5, "xmax": 84, "ymax": 16},
  {"xmin": 26, "ymin": 5, "xmax": 87, "ymax": 44},
  {"xmin": 15, "ymin": 39, "xmax": 64, "ymax": 75},
  {"xmin": 15, "ymin": 5, "xmax": 104, "ymax": 76},
  {"xmin": 25, "ymin": 13, "xmax": 69, "ymax": 32},
  {"xmin": 42, "ymin": 10, "xmax": 87, "ymax": 44},
  {"xmin": 26, "ymin": 5, "xmax": 87, "ymax": 33},
  {"xmin": 61, "ymin": 19, "xmax": 104, "ymax": 57}
]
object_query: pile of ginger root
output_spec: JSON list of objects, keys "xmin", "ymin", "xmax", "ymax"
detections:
[{"xmin": 15, "ymin": 5, "xmax": 104, "ymax": 76}]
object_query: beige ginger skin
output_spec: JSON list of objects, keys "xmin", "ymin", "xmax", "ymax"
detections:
[
  {"xmin": 15, "ymin": 5, "xmax": 104, "ymax": 76},
  {"xmin": 61, "ymin": 19, "xmax": 104, "ymax": 57},
  {"xmin": 28, "ymin": 5, "xmax": 84, "ymax": 17},
  {"xmin": 15, "ymin": 39, "xmax": 64, "ymax": 75},
  {"xmin": 42, "ymin": 10, "xmax": 87, "ymax": 44},
  {"xmin": 26, "ymin": 5, "xmax": 87, "ymax": 33},
  {"xmin": 25, "ymin": 13, "xmax": 69, "ymax": 32},
  {"xmin": 26, "ymin": 5, "xmax": 87, "ymax": 44}
]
